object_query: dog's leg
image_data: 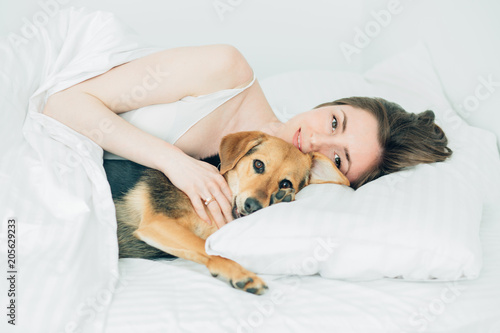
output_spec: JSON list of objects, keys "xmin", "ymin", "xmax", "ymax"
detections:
[{"xmin": 134, "ymin": 212, "xmax": 268, "ymax": 295}]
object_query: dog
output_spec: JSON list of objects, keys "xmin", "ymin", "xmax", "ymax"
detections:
[{"xmin": 103, "ymin": 131, "xmax": 349, "ymax": 295}]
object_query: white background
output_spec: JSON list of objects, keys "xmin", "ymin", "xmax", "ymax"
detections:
[{"xmin": 1, "ymin": 0, "xmax": 499, "ymax": 146}]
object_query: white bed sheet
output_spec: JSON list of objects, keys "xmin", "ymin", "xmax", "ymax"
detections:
[{"xmin": 103, "ymin": 208, "xmax": 500, "ymax": 333}]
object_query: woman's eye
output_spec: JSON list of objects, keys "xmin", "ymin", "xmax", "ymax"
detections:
[
  {"xmin": 332, "ymin": 116, "xmax": 338, "ymax": 131},
  {"xmin": 334, "ymin": 154, "xmax": 341, "ymax": 169},
  {"xmin": 253, "ymin": 159, "xmax": 265, "ymax": 173},
  {"xmin": 279, "ymin": 180, "xmax": 292, "ymax": 189}
]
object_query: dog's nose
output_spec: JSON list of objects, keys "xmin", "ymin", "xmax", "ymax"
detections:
[{"xmin": 244, "ymin": 198, "xmax": 263, "ymax": 214}]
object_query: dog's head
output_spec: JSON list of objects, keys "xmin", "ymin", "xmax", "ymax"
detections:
[{"xmin": 219, "ymin": 131, "xmax": 349, "ymax": 218}]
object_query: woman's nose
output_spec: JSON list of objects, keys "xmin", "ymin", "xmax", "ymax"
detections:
[{"xmin": 310, "ymin": 133, "xmax": 337, "ymax": 154}]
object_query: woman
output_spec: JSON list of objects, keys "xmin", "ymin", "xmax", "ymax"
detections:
[{"xmin": 42, "ymin": 45, "xmax": 452, "ymax": 229}]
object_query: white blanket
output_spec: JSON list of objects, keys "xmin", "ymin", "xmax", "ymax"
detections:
[{"xmin": 0, "ymin": 7, "xmax": 155, "ymax": 333}]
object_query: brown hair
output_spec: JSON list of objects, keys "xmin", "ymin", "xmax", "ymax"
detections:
[{"xmin": 315, "ymin": 97, "xmax": 453, "ymax": 189}]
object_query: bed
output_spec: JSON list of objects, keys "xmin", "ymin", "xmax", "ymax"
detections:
[{"xmin": 1, "ymin": 2, "xmax": 500, "ymax": 333}]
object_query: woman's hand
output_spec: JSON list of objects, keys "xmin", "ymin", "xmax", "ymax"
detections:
[{"xmin": 158, "ymin": 148, "xmax": 234, "ymax": 229}]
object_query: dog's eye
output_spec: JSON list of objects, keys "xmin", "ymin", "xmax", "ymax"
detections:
[
  {"xmin": 253, "ymin": 159, "xmax": 265, "ymax": 174},
  {"xmin": 279, "ymin": 180, "xmax": 292, "ymax": 189}
]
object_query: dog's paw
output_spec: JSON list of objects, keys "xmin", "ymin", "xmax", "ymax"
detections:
[
  {"xmin": 208, "ymin": 256, "xmax": 268, "ymax": 295},
  {"xmin": 270, "ymin": 188, "xmax": 295, "ymax": 204},
  {"xmin": 230, "ymin": 274, "xmax": 268, "ymax": 295}
]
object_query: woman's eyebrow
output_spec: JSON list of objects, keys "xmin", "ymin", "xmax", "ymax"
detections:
[{"xmin": 341, "ymin": 109, "xmax": 347, "ymax": 133}]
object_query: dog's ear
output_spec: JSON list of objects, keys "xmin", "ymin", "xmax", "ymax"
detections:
[
  {"xmin": 309, "ymin": 152, "xmax": 350, "ymax": 186},
  {"xmin": 219, "ymin": 131, "xmax": 267, "ymax": 175}
]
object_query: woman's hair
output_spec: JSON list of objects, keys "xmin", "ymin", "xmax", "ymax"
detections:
[{"xmin": 315, "ymin": 97, "xmax": 453, "ymax": 189}]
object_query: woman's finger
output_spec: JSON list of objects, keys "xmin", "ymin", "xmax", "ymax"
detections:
[
  {"xmin": 191, "ymin": 194, "xmax": 212, "ymax": 225},
  {"xmin": 211, "ymin": 190, "xmax": 233, "ymax": 226},
  {"xmin": 207, "ymin": 175, "xmax": 234, "ymax": 225},
  {"xmin": 205, "ymin": 198, "xmax": 226, "ymax": 229},
  {"xmin": 216, "ymin": 174, "xmax": 233, "ymax": 203},
  {"xmin": 206, "ymin": 173, "xmax": 232, "ymax": 219}
]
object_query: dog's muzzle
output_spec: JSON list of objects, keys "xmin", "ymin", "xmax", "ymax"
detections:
[{"xmin": 232, "ymin": 197, "xmax": 264, "ymax": 219}]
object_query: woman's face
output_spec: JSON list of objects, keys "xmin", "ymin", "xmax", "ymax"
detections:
[{"xmin": 277, "ymin": 105, "xmax": 382, "ymax": 183}]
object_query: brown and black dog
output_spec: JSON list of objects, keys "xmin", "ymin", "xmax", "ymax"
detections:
[{"xmin": 104, "ymin": 131, "xmax": 349, "ymax": 295}]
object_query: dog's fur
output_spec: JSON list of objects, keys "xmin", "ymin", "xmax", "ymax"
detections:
[{"xmin": 104, "ymin": 131, "xmax": 349, "ymax": 294}]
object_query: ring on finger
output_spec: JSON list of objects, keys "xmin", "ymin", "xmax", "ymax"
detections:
[{"xmin": 204, "ymin": 196, "xmax": 216, "ymax": 206}]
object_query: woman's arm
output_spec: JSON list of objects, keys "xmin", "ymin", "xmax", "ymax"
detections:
[
  {"xmin": 42, "ymin": 44, "xmax": 252, "ymax": 227},
  {"xmin": 56, "ymin": 44, "xmax": 254, "ymax": 112}
]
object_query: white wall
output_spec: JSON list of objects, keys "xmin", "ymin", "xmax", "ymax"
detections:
[
  {"xmin": 358, "ymin": 0, "xmax": 500, "ymax": 146},
  {"xmin": 1, "ymin": 0, "xmax": 499, "ymax": 145}
]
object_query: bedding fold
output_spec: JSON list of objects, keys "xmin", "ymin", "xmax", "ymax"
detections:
[{"xmin": 1, "ymin": 7, "xmax": 156, "ymax": 333}]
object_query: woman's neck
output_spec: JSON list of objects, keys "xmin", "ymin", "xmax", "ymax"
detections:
[
  {"xmin": 258, "ymin": 119, "xmax": 285, "ymax": 137},
  {"xmin": 224, "ymin": 79, "xmax": 285, "ymax": 137}
]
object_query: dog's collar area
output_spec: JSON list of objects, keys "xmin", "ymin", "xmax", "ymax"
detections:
[{"xmin": 201, "ymin": 154, "xmax": 221, "ymax": 171}]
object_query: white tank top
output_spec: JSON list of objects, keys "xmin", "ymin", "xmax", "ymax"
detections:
[{"xmin": 104, "ymin": 76, "xmax": 256, "ymax": 160}]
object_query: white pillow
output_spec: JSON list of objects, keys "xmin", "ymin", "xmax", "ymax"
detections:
[{"xmin": 205, "ymin": 43, "xmax": 500, "ymax": 281}]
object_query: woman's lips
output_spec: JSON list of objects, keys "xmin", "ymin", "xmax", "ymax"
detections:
[{"xmin": 293, "ymin": 128, "xmax": 302, "ymax": 152}]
